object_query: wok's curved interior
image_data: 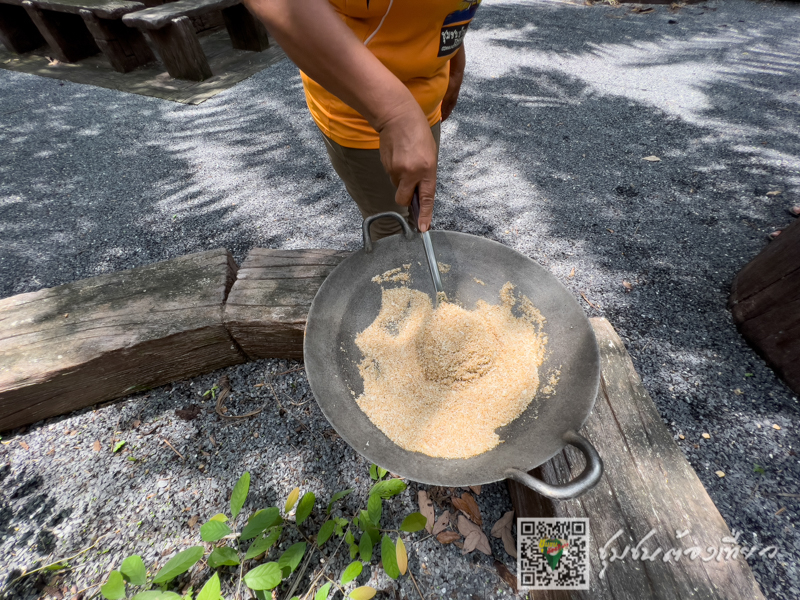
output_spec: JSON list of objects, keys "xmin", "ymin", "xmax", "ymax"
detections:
[{"xmin": 304, "ymin": 231, "xmax": 600, "ymax": 486}]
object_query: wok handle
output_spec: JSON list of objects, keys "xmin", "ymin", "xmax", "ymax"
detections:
[
  {"xmin": 504, "ymin": 430, "xmax": 603, "ymax": 500},
  {"xmin": 362, "ymin": 211, "xmax": 414, "ymax": 253}
]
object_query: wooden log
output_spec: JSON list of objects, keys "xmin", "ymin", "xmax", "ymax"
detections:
[
  {"xmin": 31, "ymin": 0, "xmax": 146, "ymax": 19},
  {"xmin": 121, "ymin": 0, "xmax": 238, "ymax": 29},
  {"xmin": 80, "ymin": 8, "xmax": 155, "ymax": 72},
  {"xmin": 221, "ymin": 2, "xmax": 268, "ymax": 52},
  {"xmin": 223, "ymin": 248, "xmax": 350, "ymax": 361},
  {"xmin": 22, "ymin": 0, "xmax": 99, "ymax": 62},
  {"xmin": 0, "ymin": 248, "xmax": 246, "ymax": 432},
  {"xmin": 729, "ymin": 218, "xmax": 800, "ymax": 394},
  {"xmin": 506, "ymin": 318, "xmax": 766, "ymax": 600},
  {"xmin": 0, "ymin": 2, "xmax": 46, "ymax": 53},
  {"xmin": 142, "ymin": 15, "xmax": 212, "ymax": 80}
]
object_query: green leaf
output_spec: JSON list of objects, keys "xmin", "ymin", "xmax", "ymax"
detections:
[
  {"xmin": 333, "ymin": 517, "xmax": 348, "ymax": 536},
  {"xmin": 345, "ymin": 530, "xmax": 355, "ymax": 545},
  {"xmin": 349, "ymin": 586, "xmax": 376, "ymax": 600},
  {"xmin": 196, "ymin": 573, "xmax": 220, "ymax": 600},
  {"xmin": 754, "ymin": 464, "xmax": 766, "ymax": 475},
  {"xmin": 317, "ymin": 520, "xmax": 335, "ymax": 547},
  {"xmin": 243, "ymin": 562, "xmax": 282, "ymax": 591},
  {"xmin": 246, "ymin": 527, "xmax": 282, "ymax": 560},
  {"xmin": 200, "ymin": 520, "xmax": 232, "ymax": 542},
  {"xmin": 377, "ymin": 467, "xmax": 388, "ymax": 479},
  {"xmin": 745, "ymin": 373, "xmax": 754, "ymax": 377},
  {"xmin": 314, "ymin": 582, "xmax": 333, "ymax": 600},
  {"xmin": 207, "ymin": 546, "xmax": 240, "ymax": 568},
  {"xmin": 209, "ymin": 513, "xmax": 228, "ymax": 522},
  {"xmin": 369, "ymin": 479, "xmax": 406, "ymax": 499},
  {"xmin": 101, "ymin": 571, "xmax": 125, "ymax": 600},
  {"xmin": 120, "ymin": 555, "xmax": 147, "ymax": 586},
  {"xmin": 381, "ymin": 536, "xmax": 399, "ymax": 580},
  {"xmin": 349, "ymin": 543, "xmax": 359, "ymax": 560},
  {"xmin": 359, "ymin": 533, "xmax": 373, "ymax": 563},
  {"xmin": 400, "ymin": 512, "xmax": 427, "ymax": 533},
  {"xmin": 369, "ymin": 464, "xmax": 378, "ymax": 480},
  {"xmin": 230, "ymin": 472, "xmax": 250, "ymax": 520},
  {"xmin": 295, "ymin": 492, "xmax": 315, "ymax": 526},
  {"xmin": 340, "ymin": 561, "xmax": 363, "ymax": 585},
  {"xmin": 241, "ymin": 507, "xmax": 281, "ymax": 540},
  {"xmin": 278, "ymin": 542, "xmax": 306, "ymax": 574},
  {"xmin": 327, "ymin": 489, "xmax": 354, "ymax": 514},
  {"xmin": 113, "ymin": 441, "xmax": 126, "ymax": 453},
  {"xmin": 367, "ymin": 494, "xmax": 381, "ymax": 526},
  {"xmin": 45, "ymin": 562, "xmax": 69, "ymax": 572},
  {"xmin": 152, "ymin": 546, "xmax": 204, "ymax": 584},
  {"xmin": 254, "ymin": 591, "xmax": 269, "ymax": 600},
  {"xmin": 131, "ymin": 593, "xmax": 182, "ymax": 600},
  {"xmin": 358, "ymin": 511, "xmax": 380, "ymax": 545}
]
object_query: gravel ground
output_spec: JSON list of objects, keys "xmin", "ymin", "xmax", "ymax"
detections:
[{"xmin": 1, "ymin": 0, "xmax": 799, "ymax": 598}]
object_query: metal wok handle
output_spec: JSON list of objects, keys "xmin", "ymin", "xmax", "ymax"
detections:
[
  {"xmin": 362, "ymin": 212, "xmax": 414, "ymax": 253},
  {"xmin": 504, "ymin": 430, "xmax": 603, "ymax": 500}
]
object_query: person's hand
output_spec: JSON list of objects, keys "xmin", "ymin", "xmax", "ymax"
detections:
[
  {"xmin": 377, "ymin": 100, "xmax": 438, "ymax": 232},
  {"xmin": 441, "ymin": 45, "xmax": 465, "ymax": 121}
]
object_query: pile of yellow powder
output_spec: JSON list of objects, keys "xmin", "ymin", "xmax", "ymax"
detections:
[{"xmin": 354, "ymin": 282, "xmax": 548, "ymax": 459}]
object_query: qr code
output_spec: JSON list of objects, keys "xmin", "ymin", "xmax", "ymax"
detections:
[{"xmin": 517, "ymin": 518, "xmax": 589, "ymax": 590}]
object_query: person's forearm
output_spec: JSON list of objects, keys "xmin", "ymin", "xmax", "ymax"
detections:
[{"xmin": 244, "ymin": 0, "xmax": 419, "ymax": 131}]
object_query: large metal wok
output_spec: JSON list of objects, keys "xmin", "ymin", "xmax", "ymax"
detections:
[{"xmin": 304, "ymin": 214, "xmax": 603, "ymax": 499}]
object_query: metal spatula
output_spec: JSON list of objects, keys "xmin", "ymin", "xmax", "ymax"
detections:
[{"xmin": 410, "ymin": 190, "xmax": 446, "ymax": 306}]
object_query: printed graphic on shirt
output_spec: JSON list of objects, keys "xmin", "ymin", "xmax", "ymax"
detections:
[{"xmin": 438, "ymin": 0, "xmax": 481, "ymax": 57}]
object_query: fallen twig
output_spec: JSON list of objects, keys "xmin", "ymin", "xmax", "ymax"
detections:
[
  {"xmin": 580, "ymin": 291, "xmax": 601, "ymax": 311},
  {"xmin": 409, "ymin": 568, "xmax": 427, "ymax": 600},
  {"xmin": 216, "ymin": 375, "xmax": 270, "ymax": 420},
  {"xmin": 162, "ymin": 438, "xmax": 184, "ymax": 461},
  {"xmin": 4, "ymin": 534, "xmax": 111, "ymax": 589}
]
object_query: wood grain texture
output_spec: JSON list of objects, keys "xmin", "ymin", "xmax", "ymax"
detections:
[
  {"xmin": 730, "ymin": 218, "xmax": 800, "ymax": 394},
  {"xmin": 224, "ymin": 248, "xmax": 350, "ymax": 360},
  {"xmin": 23, "ymin": 0, "xmax": 99, "ymax": 62},
  {"xmin": 221, "ymin": 2, "xmax": 268, "ymax": 52},
  {"xmin": 0, "ymin": 2, "xmax": 45, "ymax": 53},
  {"xmin": 121, "ymin": 0, "xmax": 238, "ymax": 29},
  {"xmin": 80, "ymin": 8, "xmax": 155, "ymax": 72},
  {"xmin": 507, "ymin": 318, "xmax": 766, "ymax": 600},
  {"xmin": 31, "ymin": 0, "xmax": 143, "ymax": 19},
  {"xmin": 0, "ymin": 248, "xmax": 245, "ymax": 432},
  {"xmin": 144, "ymin": 15, "xmax": 211, "ymax": 80}
]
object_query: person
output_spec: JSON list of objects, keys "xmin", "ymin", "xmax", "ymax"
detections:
[{"xmin": 243, "ymin": 0, "xmax": 481, "ymax": 239}]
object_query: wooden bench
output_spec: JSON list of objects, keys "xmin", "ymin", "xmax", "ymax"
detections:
[
  {"xmin": 729, "ymin": 217, "xmax": 800, "ymax": 395},
  {"xmin": 14, "ymin": 0, "xmax": 155, "ymax": 72},
  {"xmin": 122, "ymin": 0, "xmax": 269, "ymax": 81},
  {"xmin": 0, "ymin": 0, "xmax": 46, "ymax": 54}
]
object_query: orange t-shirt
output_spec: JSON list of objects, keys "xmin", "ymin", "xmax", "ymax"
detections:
[{"xmin": 301, "ymin": 0, "xmax": 481, "ymax": 149}]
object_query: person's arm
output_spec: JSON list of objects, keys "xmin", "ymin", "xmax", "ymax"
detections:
[
  {"xmin": 244, "ymin": 0, "xmax": 438, "ymax": 231},
  {"xmin": 441, "ymin": 44, "xmax": 465, "ymax": 121}
]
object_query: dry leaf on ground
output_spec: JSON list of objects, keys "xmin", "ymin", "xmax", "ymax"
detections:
[
  {"xmin": 452, "ymin": 492, "xmax": 482, "ymax": 525},
  {"xmin": 462, "ymin": 531, "xmax": 481, "ymax": 554},
  {"xmin": 631, "ymin": 6, "xmax": 655, "ymax": 14},
  {"xmin": 457, "ymin": 515, "xmax": 492, "ymax": 555},
  {"xmin": 432, "ymin": 512, "xmax": 450, "ymax": 536},
  {"xmin": 92, "ymin": 441, "xmax": 102, "ymax": 452},
  {"xmin": 491, "ymin": 510, "xmax": 515, "ymax": 538},
  {"xmin": 642, "ymin": 155, "xmax": 662, "ymax": 162},
  {"xmin": 469, "ymin": 485, "xmax": 481, "ymax": 495},
  {"xmin": 568, "ymin": 267, "xmax": 575, "ymax": 278},
  {"xmin": 19, "ymin": 441, "xmax": 29, "ymax": 450},
  {"xmin": 766, "ymin": 190, "xmax": 782, "ymax": 196},
  {"xmin": 502, "ymin": 529, "xmax": 517, "ymax": 558},
  {"xmin": 623, "ymin": 280, "xmax": 633, "ymax": 291},
  {"xmin": 436, "ymin": 531, "xmax": 461, "ymax": 544},
  {"xmin": 418, "ymin": 490, "xmax": 435, "ymax": 534},
  {"xmin": 188, "ymin": 515, "xmax": 198, "ymax": 528},
  {"xmin": 494, "ymin": 561, "xmax": 518, "ymax": 593}
]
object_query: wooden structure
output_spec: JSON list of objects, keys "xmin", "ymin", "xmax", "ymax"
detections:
[
  {"xmin": 729, "ymin": 218, "xmax": 800, "ymax": 395},
  {"xmin": 507, "ymin": 318, "xmax": 766, "ymax": 600},
  {"xmin": 20, "ymin": 0, "xmax": 154, "ymax": 71},
  {"xmin": 0, "ymin": 248, "xmax": 245, "ymax": 432},
  {"xmin": 223, "ymin": 249, "xmax": 349, "ymax": 361},
  {"xmin": 0, "ymin": 0, "xmax": 45, "ymax": 53},
  {"xmin": 122, "ymin": 0, "xmax": 269, "ymax": 81}
]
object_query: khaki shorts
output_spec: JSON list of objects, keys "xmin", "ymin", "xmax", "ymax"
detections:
[{"xmin": 321, "ymin": 122, "xmax": 441, "ymax": 241}]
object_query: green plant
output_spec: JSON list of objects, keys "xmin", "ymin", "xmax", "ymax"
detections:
[{"xmin": 99, "ymin": 467, "xmax": 426, "ymax": 599}]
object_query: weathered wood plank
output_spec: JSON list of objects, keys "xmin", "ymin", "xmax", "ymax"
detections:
[
  {"xmin": 23, "ymin": 0, "xmax": 99, "ymax": 62},
  {"xmin": 507, "ymin": 318, "xmax": 766, "ymax": 600},
  {"xmin": 0, "ymin": 248, "xmax": 246, "ymax": 432},
  {"xmin": 142, "ymin": 15, "xmax": 212, "ymax": 80},
  {"xmin": 31, "ymin": 0, "xmax": 144, "ymax": 19},
  {"xmin": 223, "ymin": 248, "xmax": 350, "ymax": 360},
  {"xmin": 80, "ymin": 8, "xmax": 155, "ymax": 72},
  {"xmin": 0, "ymin": 2, "xmax": 46, "ymax": 53},
  {"xmin": 221, "ymin": 2, "xmax": 268, "ymax": 52},
  {"xmin": 121, "ymin": 0, "xmax": 238, "ymax": 29}
]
